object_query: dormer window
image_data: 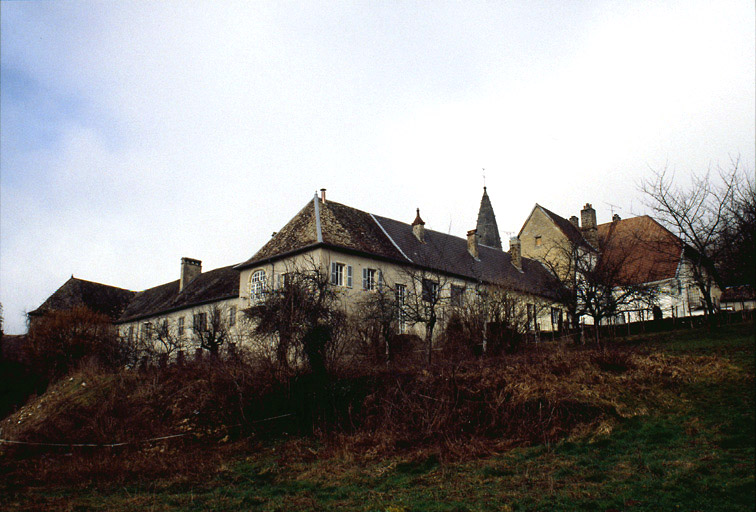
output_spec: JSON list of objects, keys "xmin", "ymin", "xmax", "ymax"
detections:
[{"xmin": 250, "ymin": 269, "xmax": 266, "ymax": 304}]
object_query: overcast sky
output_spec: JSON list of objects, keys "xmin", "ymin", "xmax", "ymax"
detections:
[{"xmin": 1, "ymin": 1, "xmax": 754, "ymax": 334}]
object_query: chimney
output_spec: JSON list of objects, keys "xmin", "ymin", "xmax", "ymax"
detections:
[
  {"xmin": 180, "ymin": 257, "xmax": 201, "ymax": 292},
  {"xmin": 580, "ymin": 203, "xmax": 598, "ymax": 248},
  {"xmin": 467, "ymin": 229, "xmax": 479, "ymax": 259},
  {"xmin": 320, "ymin": 188, "xmax": 327, "ymax": 203},
  {"xmin": 412, "ymin": 208, "xmax": 425, "ymax": 243},
  {"xmin": 613, "ymin": 213, "xmax": 621, "ymax": 222},
  {"xmin": 569, "ymin": 215, "xmax": 579, "ymax": 228},
  {"xmin": 509, "ymin": 237, "xmax": 522, "ymax": 271}
]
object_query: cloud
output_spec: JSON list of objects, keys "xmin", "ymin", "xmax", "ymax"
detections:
[{"xmin": 1, "ymin": 0, "xmax": 754, "ymax": 333}]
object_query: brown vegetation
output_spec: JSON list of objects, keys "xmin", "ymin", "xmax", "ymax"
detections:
[{"xmin": 1, "ymin": 333, "xmax": 740, "ymax": 491}]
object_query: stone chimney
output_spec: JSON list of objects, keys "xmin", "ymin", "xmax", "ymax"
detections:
[
  {"xmin": 570, "ymin": 215, "xmax": 579, "ymax": 228},
  {"xmin": 180, "ymin": 257, "xmax": 201, "ymax": 292},
  {"xmin": 412, "ymin": 208, "xmax": 425, "ymax": 243},
  {"xmin": 580, "ymin": 203, "xmax": 598, "ymax": 248},
  {"xmin": 509, "ymin": 237, "xmax": 522, "ymax": 271},
  {"xmin": 613, "ymin": 213, "xmax": 621, "ymax": 222},
  {"xmin": 320, "ymin": 188, "xmax": 327, "ymax": 203},
  {"xmin": 467, "ymin": 229, "xmax": 479, "ymax": 259}
]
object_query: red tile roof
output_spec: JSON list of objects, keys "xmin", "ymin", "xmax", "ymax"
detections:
[{"xmin": 597, "ymin": 216, "xmax": 682, "ymax": 285}]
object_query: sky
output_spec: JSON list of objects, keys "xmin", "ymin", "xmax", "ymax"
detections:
[{"xmin": 1, "ymin": 0, "xmax": 754, "ymax": 334}]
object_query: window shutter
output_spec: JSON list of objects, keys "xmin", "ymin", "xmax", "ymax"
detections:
[
  {"xmin": 331, "ymin": 263, "xmax": 338, "ymax": 284},
  {"xmin": 378, "ymin": 270, "xmax": 383, "ymax": 289},
  {"xmin": 362, "ymin": 268, "xmax": 368, "ymax": 290},
  {"xmin": 347, "ymin": 265, "xmax": 353, "ymax": 288}
]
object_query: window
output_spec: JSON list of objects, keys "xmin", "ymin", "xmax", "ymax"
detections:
[
  {"xmin": 178, "ymin": 316, "xmax": 185, "ymax": 336},
  {"xmin": 229, "ymin": 306, "xmax": 237, "ymax": 327},
  {"xmin": 330, "ymin": 262, "xmax": 353, "ymax": 287},
  {"xmin": 363, "ymin": 268, "xmax": 382, "ymax": 291},
  {"xmin": 143, "ymin": 322, "xmax": 152, "ymax": 340},
  {"xmin": 422, "ymin": 278, "xmax": 439, "ymax": 303},
  {"xmin": 450, "ymin": 285, "xmax": 465, "ymax": 307},
  {"xmin": 128, "ymin": 326, "xmax": 134, "ymax": 342},
  {"xmin": 527, "ymin": 303, "xmax": 536, "ymax": 331},
  {"xmin": 193, "ymin": 312, "xmax": 207, "ymax": 333},
  {"xmin": 277, "ymin": 272, "xmax": 290, "ymax": 289},
  {"xmin": 551, "ymin": 308, "xmax": 562, "ymax": 330},
  {"xmin": 250, "ymin": 270, "xmax": 266, "ymax": 303},
  {"xmin": 535, "ymin": 236, "xmax": 542, "ymax": 246},
  {"xmin": 395, "ymin": 284, "xmax": 407, "ymax": 333}
]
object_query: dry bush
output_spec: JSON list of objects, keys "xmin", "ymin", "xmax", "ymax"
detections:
[{"xmin": 24, "ymin": 307, "xmax": 131, "ymax": 381}]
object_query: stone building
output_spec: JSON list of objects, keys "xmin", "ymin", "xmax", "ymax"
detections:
[
  {"xmin": 518, "ymin": 203, "xmax": 722, "ymax": 322},
  {"xmin": 29, "ymin": 188, "xmax": 567, "ymax": 355}
]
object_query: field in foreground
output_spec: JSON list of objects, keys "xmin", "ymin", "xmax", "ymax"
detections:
[{"xmin": 1, "ymin": 323, "xmax": 754, "ymax": 511}]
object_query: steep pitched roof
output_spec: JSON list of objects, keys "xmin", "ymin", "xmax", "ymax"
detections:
[
  {"xmin": 237, "ymin": 195, "xmax": 405, "ymax": 269},
  {"xmin": 537, "ymin": 204, "xmax": 591, "ymax": 249},
  {"xmin": 597, "ymin": 216, "xmax": 682, "ymax": 285},
  {"xmin": 28, "ymin": 277, "xmax": 135, "ymax": 320},
  {"xmin": 372, "ymin": 214, "xmax": 559, "ymax": 298},
  {"xmin": 476, "ymin": 187, "xmax": 502, "ymax": 249},
  {"xmin": 118, "ymin": 265, "xmax": 239, "ymax": 323},
  {"xmin": 238, "ymin": 195, "xmax": 561, "ymax": 299}
]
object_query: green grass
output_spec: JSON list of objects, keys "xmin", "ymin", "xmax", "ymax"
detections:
[{"xmin": 3, "ymin": 323, "xmax": 754, "ymax": 511}]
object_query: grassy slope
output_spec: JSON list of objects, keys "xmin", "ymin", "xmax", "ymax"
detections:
[{"xmin": 4, "ymin": 324, "xmax": 754, "ymax": 512}]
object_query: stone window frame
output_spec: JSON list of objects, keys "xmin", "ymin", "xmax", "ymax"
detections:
[
  {"xmin": 330, "ymin": 261, "xmax": 353, "ymax": 288},
  {"xmin": 250, "ymin": 269, "xmax": 267, "ymax": 303}
]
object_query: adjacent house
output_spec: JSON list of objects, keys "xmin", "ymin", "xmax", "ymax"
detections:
[
  {"xmin": 518, "ymin": 202, "xmax": 722, "ymax": 324},
  {"xmin": 720, "ymin": 285, "xmax": 755, "ymax": 312}
]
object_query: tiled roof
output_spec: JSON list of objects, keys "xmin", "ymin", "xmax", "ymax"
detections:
[
  {"xmin": 118, "ymin": 265, "xmax": 239, "ymax": 323},
  {"xmin": 597, "ymin": 216, "xmax": 682, "ymax": 285},
  {"xmin": 537, "ymin": 205, "xmax": 592, "ymax": 249},
  {"xmin": 373, "ymin": 214, "xmax": 560, "ymax": 298},
  {"xmin": 28, "ymin": 277, "xmax": 135, "ymax": 320},
  {"xmin": 721, "ymin": 285, "xmax": 755, "ymax": 303},
  {"xmin": 239, "ymin": 195, "xmax": 561, "ymax": 299},
  {"xmin": 237, "ymin": 196, "xmax": 406, "ymax": 269}
]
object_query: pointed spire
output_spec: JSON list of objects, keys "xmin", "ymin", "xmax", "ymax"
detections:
[{"xmin": 476, "ymin": 186, "xmax": 502, "ymax": 249}]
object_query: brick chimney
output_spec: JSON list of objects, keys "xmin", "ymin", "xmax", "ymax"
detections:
[
  {"xmin": 570, "ymin": 215, "xmax": 579, "ymax": 229},
  {"xmin": 509, "ymin": 237, "xmax": 522, "ymax": 271},
  {"xmin": 467, "ymin": 229, "xmax": 479, "ymax": 259},
  {"xmin": 580, "ymin": 203, "xmax": 598, "ymax": 248},
  {"xmin": 180, "ymin": 257, "xmax": 201, "ymax": 292},
  {"xmin": 412, "ymin": 208, "xmax": 425, "ymax": 243}
]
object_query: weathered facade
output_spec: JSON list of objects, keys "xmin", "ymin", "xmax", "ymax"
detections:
[
  {"xmin": 30, "ymin": 189, "xmax": 569, "ymax": 356},
  {"xmin": 518, "ymin": 203, "xmax": 722, "ymax": 323}
]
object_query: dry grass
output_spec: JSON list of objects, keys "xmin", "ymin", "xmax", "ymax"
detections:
[{"xmin": 0, "ymin": 336, "xmax": 744, "ymax": 491}]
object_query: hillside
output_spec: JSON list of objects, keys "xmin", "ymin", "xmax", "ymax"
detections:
[{"xmin": 1, "ymin": 323, "xmax": 753, "ymax": 511}]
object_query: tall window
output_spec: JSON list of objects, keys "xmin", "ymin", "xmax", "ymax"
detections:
[
  {"xmin": 330, "ymin": 262, "xmax": 353, "ymax": 287},
  {"xmin": 178, "ymin": 316, "xmax": 185, "ymax": 336},
  {"xmin": 143, "ymin": 322, "xmax": 152, "ymax": 340},
  {"xmin": 193, "ymin": 312, "xmax": 207, "ymax": 333},
  {"xmin": 363, "ymin": 268, "xmax": 382, "ymax": 291},
  {"xmin": 395, "ymin": 284, "xmax": 407, "ymax": 333},
  {"xmin": 527, "ymin": 303, "xmax": 536, "ymax": 331},
  {"xmin": 250, "ymin": 270, "xmax": 266, "ymax": 303},
  {"xmin": 229, "ymin": 306, "xmax": 237, "ymax": 327},
  {"xmin": 450, "ymin": 285, "xmax": 465, "ymax": 307},
  {"xmin": 422, "ymin": 278, "xmax": 439, "ymax": 303}
]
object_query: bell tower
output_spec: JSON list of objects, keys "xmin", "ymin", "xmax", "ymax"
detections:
[{"xmin": 476, "ymin": 187, "xmax": 502, "ymax": 249}]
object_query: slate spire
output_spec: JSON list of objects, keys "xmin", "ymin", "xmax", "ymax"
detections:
[{"xmin": 476, "ymin": 186, "xmax": 502, "ymax": 249}]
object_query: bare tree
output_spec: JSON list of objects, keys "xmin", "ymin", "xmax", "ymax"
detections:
[
  {"xmin": 243, "ymin": 259, "xmax": 346, "ymax": 376},
  {"xmin": 193, "ymin": 304, "xmax": 234, "ymax": 356},
  {"xmin": 639, "ymin": 160, "xmax": 742, "ymax": 314},
  {"xmin": 394, "ymin": 263, "xmax": 453, "ymax": 365},
  {"xmin": 353, "ymin": 282, "xmax": 399, "ymax": 364},
  {"xmin": 716, "ymin": 167, "xmax": 756, "ymax": 287},
  {"xmin": 539, "ymin": 229, "xmax": 656, "ymax": 346}
]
